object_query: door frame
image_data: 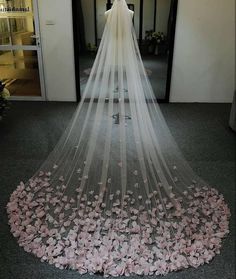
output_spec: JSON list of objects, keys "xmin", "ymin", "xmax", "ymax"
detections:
[
  {"xmin": 165, "ymin": 0, "xmax": 178, "ymax": 103},
  {"xmin": 0, "ymin": 0, "xmax": 46, "ymax": 101}
]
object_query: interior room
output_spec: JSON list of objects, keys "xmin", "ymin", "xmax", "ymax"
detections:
[
  {"xmin": 78, "ymin": 0, "xmax": 176, "ymax": 101},
  {"xmin": 0, "ymin": 0, "xmax": 235, "ymax": 278}
]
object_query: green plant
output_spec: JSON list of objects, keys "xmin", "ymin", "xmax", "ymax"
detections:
[
  {"xmin": 0, "ymin": 81, "xmax": 10, "ymax": 120},
  {"xmin": 87, "ymin": 43, "xmax": 98, "ymax": 53},
  {"xmin": 145, "ymin": 30, "xmax": 166, "ymax": 45}
]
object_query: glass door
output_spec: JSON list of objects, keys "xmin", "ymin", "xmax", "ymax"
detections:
[{"xmin": 0, "ymin": 0, "xmax": 45, "ymax": 100}]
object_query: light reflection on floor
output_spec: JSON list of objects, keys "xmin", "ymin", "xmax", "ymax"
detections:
[{"xmin": 79, "ymin": 52, "xmax": 168, "ymax": 100}]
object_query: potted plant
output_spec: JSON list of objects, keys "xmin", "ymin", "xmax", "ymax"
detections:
[
  {"xmin": 144, "ymin": 30, "xmax": 156, "ymax": 54},
  {"xmin": 145, "ymin": 30, "xmax": 166, "ymax": 55},
  {"xmin": 87, "ymin": 43, "xmax": 98, "ymax": 54},
  {"xmin": 0, "ymin": 81, "xmax": 11, "ymax": 121}
]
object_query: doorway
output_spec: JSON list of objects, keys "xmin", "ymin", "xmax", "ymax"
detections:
[
  {"xmin": 72, "ymin": 0, "xmax": 178, "ymax": 103},
  {"xmin": 0, "ymin": 0, "xmax": 45, "ymax": 100}
]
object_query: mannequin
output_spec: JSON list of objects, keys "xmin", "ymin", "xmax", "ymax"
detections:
[
  {"xmin": 105, "ymin": 6, "xmax": 134, "ymax": 20},
  {"xmin": 105, "ymin": 2, "xmax": 134, "ymax": 124}
]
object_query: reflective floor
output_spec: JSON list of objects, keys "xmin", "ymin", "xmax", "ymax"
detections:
[
  {"xmin": 0, "ymin": 50, "xmax": 41, "ymax": 97},
  {"xmin": 79, "ymin": 52, "xmax": 168, "ymax": 100},
  {"xmin": 0, "ymin": 102, "xmax": 234, "ymax": 279}
]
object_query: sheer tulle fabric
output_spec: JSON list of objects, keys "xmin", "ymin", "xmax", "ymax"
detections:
[{"xmin": 7, "ymin": 0, "xmax": 230, "ymax": 276}]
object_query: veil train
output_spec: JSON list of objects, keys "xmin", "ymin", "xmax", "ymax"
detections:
[{"xmin": 7, "ymin": 0, "xmax": 230, "ymax": 276}]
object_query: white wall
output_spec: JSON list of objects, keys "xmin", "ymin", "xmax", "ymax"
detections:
[
  {"xmin": 155, "ymin": 0, "xmax": 171, "ymax": 34},
  {"xmin": 81, "ymin": 0, "xmax": 96, "ymax": 46},
  {"xmin": 96, "ymin": 0, "xmax": 107, "ymax": 40},
  {"xmin": 38, "ymin": 0, "xmax": 76, "ymax": 101},
  {"xmin": 127, "ymin": 0, "xmax": 140, "ymax": 37},
  {"xmin": 170, "ymin": 0, "xmax": 235, "ymax": 103},
  {"xmin": 143, "ymin": 0, "xmax": 155, "ymax": 37}
]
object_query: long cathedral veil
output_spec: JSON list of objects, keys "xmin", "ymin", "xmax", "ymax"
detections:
[{"xmin": 7, "ymin": 0, "xmax": 230, "ymax": 276}]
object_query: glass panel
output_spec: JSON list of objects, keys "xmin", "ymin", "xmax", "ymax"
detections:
[
  {"xmin": 141, "ymin": 0, "xmax": 171, "ymax": 100},
  {"xmin": 96, "ymin": 0, "xmax": 107, "ymax": 46},
  {"xmin": 0, "ymin": 18, "xmax": 11, "ymax": 44},
  {"xmin": 143, "ymin": 0, "xmax": 155, "ymax": 38},
  {"xmin": 0, "ymin": 0, "xmax": 35, "ymax": 45},
  {"xmin": 0, "ymin": 49, "xmax": 41, "ymax": 96}
]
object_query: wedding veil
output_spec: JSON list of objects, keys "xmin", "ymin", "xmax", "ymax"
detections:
[{"xmin": 7, "ymin": 0, "xmax": 230, "ymax": 276}]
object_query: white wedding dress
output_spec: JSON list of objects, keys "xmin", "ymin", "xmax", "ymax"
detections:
[{"xmin": 7, "ymin": 0, "xmax": 230, "ymax": 276}]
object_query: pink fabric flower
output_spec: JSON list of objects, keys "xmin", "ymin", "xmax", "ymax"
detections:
[{"xmin": 6, "ymin": 174, "xmax": 231, "ymax": 277}]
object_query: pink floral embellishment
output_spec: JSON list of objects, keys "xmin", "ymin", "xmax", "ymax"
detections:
[
  {"xmin": 59, "ymin": 176, "xmax": 64, "ymax": 182},
  {"xmin": 6, "ymin": 171, "xmax": 231, "ymax": 277},
  {"xmin": 39, "ymin": 171, "xmax": 44, "ymax": 177}
]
